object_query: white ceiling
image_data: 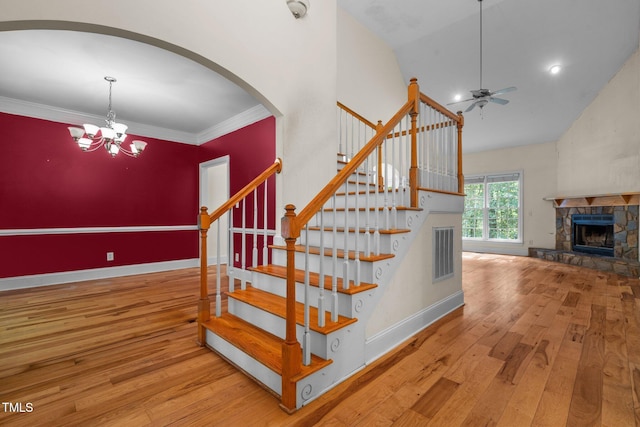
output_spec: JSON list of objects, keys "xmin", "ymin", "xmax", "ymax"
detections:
[{"xmin": 0, "ymin": 1, "xmax": 638, "ymax": 152}]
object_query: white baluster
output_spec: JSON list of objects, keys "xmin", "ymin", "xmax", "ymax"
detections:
[
  {"xmin": 391, "ymin": 121, "xmax": 398, "ymax": 229},
  {"xmin": 318, "ymin": 208, "xmax": 326, "ymax": 328},
  {"xmin": 216, "ymin": 219, "xmax": 221, "ymax": 317},
  {"xmin": 331, "ymin": 194, "xmax": 338, "ymax": 323},
  {"xmin": 374, "ymin": 146, "xmax": 381, "ymax": 256},
  {"xmin": 364, "ymin": 156, "xmax": 371, "ymax": 257},
  {"xmin": 354, "ymin": 159, "xmax": 361, "ymax": 287},
  {"xmin": 343, "ymin": 185, "xmax": 350, "ymax": 290},
  {"xmin": 383, "ymin": 133, "xmax": 390, "ymax": 231},
  {"xmin": 228, "ymin": 207, "xmax": 235, "ymax": 293},
  {"xmin": 241, "ymin": 199, "xmax": 247, "ymax": 290},
  {"xmin": 251, "ymin": 189, "xmax": 258, "ymax": 288},
  {"xmin": 303, "ymin": 224, "xmax": 311, "ymax": 366},
  {"xmin": 262, "ymin": 179, "xmax": 269, "ymax": 265}
]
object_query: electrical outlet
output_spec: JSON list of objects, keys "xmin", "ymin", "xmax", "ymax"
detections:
[
  {"xmin": 106, "ymin": 252, "xmax": 114, "ymax": 261},
  {"xmin": 235, "ymin": 253, "xmax": 239, "ymax": 262}
]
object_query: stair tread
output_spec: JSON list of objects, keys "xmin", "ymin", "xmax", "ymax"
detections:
[
  {"xmin": 269, "ymin": 244, "xmax": 394, "ymax": 262},
  {"xmin": 250, "ymin": 264, "xmax": 377, "ymax": 295},
  {"xmin": 228, "ymin": 287, "xmax": 358, "ymax": 334},
  {"xmin": 202, "ymin": 313, "xmax": 332, "ymax": 380}
]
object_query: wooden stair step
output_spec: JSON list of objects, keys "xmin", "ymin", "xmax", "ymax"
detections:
[
  {"xmin": 228, "ymin": 287, "xmax": 358, "ymax": 334},
  {"xmin": 202, "ymin": 313, "xmax": 332, "ymax": 381},
  {"xmin": 269, "ymin": 244, "xmax": 394, "ymax": 263},
  {"xmin": 250, "ymin": 264, "xmax": 377, "ymax": 295}
]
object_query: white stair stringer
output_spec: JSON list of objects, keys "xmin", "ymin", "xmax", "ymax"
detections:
[{"xmin": 203, "ymin": 189, "xmax": 464, "ymax": 410}]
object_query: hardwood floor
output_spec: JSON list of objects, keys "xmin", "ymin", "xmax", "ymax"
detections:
[{"xmin": 1, "ymin": 253, "xmax": 639, "ymax": 426}]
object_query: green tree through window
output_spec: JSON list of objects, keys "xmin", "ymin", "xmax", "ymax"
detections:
[{"xmin": 462, "ymin": 173, "xmax": 521, "ymax": 241}]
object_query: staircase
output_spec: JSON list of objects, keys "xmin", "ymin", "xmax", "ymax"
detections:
[{"xmin": 197, "ymin": 78, "xmax": 466, "ymax": 412}]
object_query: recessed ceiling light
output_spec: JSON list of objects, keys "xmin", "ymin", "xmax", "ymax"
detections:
[
  {"xmin": 453, "ymin": 93, "xmax": 462, "ymax": 102},
  {"xmin": 549, "ymin": 64, "xmax": 562, "ymax": 75}
]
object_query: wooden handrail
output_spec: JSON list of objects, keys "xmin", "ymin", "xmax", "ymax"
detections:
[
  {"xmin": 294, "ymin": 101, "xmax": 414, "ymax": 233},
  {"xmin": 419, "ymin": 92, "xmax": 462, "ymax": 123},
  {"xmin": 209, "ymin": 158, "xmax": 282, "ymax": 223},
  {"xmin": 337, "ymin": 101, "xmax": 377, "ymax": 130}
]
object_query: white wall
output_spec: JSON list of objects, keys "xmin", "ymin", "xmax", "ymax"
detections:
[
  {"xmin": 337, "ymin": 7, "xmax": 407, "ymax": 124},
  {"xmin": 0, "ymin": 0, "xmax": 338, "ymax": 217},
  {"xmin": 463, "ymin": 141, "xmax": 558, "ymax": 255},
  {"xmin": 556, "ymin": 48, "xmax": 640, "ymax": 196},
  {"xmin": 367, "ymin": 212, "xmax": 463, "ymax": 338}
]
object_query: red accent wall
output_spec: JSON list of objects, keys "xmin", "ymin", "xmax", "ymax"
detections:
[{"xmin": 0, "ymin": 112, "xmax": 275, "ymax": 279}]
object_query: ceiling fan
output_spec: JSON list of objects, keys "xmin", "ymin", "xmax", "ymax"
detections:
[{"xmin": 448, "ymin": 0, "xmax": 516, "ymax": 113}]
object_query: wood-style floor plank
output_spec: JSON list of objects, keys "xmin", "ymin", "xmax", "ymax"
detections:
[{"xmin": 1, "ymin": 254, "xmax": 640, "ymax": 425}]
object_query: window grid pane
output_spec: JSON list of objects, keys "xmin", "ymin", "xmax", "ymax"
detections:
[
  {"xmin": 462, "ymin": 183, "xmax": 484, "ymax": 238},
  {"xmin": 463, "ymin": 175, "xmax": 520, "ymax": 242}
]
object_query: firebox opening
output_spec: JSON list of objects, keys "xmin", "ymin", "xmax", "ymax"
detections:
[{"xmin": 571, "ymin": 214, "xmax": 614, "ymax": 257}]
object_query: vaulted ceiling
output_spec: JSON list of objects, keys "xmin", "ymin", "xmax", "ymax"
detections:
[
  {"xmin": 341, "ymin": 0, "xmax": 640, "ymax": 152},
  {"xmin": 0, "ymin": 0, "xmax": 638, "ymax": 152}
]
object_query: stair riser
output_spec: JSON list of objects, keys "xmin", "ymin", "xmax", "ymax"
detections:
[
  {"xmin": 330, "ymin": 192, "xmax": 410, "ymax": 210},
  {"xmin": 339, "ymin": 181, "xmax": 377, "ymax": 194},
  {"xmin": 228, "ymin": 298, "xmax": 347, "ymax": 360},
  {"xmin": 251, "ymin": 271, "xmax": 359, "ymax": 318},
  {"xmin": 301, "ymin": 229, "xmax": 397, "ymax": 254},
  {"xmin": 308, "ymin": 208, "xmax": 409, "ymax": 230},
  {"xmin": 270, "ymin": 248, "xmax": 378, "ymax": 283},
  {"xmin": 205, "ymin": 330, "xmax": 282, "ymax": 396}
]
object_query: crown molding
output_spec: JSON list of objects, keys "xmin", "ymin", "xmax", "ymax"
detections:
[
  {"xmin": 196, "ymin": 104, "xmax": 272, "ymax": 144},
  {"xmin": 0, "ymin": 96, "xmax": 271, "ymax": 146}
]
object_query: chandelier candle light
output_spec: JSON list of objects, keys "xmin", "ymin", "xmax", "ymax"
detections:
[{"xmin": 68, "ymin": 76, "xmax": 147, "ymax": 158}]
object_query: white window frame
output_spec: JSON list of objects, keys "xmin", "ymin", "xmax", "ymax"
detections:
[{"xmin": 462, "ymin": 171, "xmax": 523, "ymax": 243}]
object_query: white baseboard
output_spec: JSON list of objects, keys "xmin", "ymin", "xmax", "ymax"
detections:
[
  {"xmin": 364, "ymin": 290, "xmax": 465, "ymax": 364},
  {"xmin": 462, "ymin": 241, "xmax": 529, "ymax": 256},
  {"xmin": 0, "ymin": 258, "xmax": 200, "ymax": 292}
]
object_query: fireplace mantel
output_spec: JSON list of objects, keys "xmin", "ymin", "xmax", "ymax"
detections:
[{"xmin": 544, "ymin": 192, "xmax": 640, "ymax": 208}]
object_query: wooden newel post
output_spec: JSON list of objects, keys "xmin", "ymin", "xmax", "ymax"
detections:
[
  {"xmin": 456, "ymin": 111, "xmax": 464, "ymax": 193},
  {"xmin": 280, "ymin": 204, "xmax": 302, "ymax": 413},
  {"xmin": 408, "ymin": 78, "xmax": 420, "ymax": 207},
  {"xmin": 197, "ymin": 206, "xmax": 211, "ymax": 346}
]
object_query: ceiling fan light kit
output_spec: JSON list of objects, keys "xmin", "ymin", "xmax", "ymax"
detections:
[{"xmin": 448, "ymin": 0, "xmax": 517, "ymax": 114}]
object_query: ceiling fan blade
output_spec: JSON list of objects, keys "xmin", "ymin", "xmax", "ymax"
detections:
[
  {"xmin": 491, "ymin": 86, "xmax": 517, "ymax": 96},
  {"xmin": 465, "ymin": 102, "xmax": 478, "ymax": 113},
  {"xmin": 489, "ymin": 97, "xmax": 509, "ymax": 105},
  {"xmin": 447, "ymin": 97, "xmax": 476, "ymax": 106}
]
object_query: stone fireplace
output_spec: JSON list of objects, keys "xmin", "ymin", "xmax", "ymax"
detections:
[{"xmin": 530, "ymin": 193, "xmax": 640, "ymax": 277}]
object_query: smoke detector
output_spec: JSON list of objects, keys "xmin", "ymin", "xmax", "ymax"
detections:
[{"xmin": 287, "ymin": 0, "xmax": 310, "ymax": 19}]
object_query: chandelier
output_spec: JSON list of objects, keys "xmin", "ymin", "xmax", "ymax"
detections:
[{"xmin": 67, "ymin": 76, "xmax": 147, "ymax": 158}]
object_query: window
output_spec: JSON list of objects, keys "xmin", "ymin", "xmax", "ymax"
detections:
[{"xmin": 462, "ymin": 172, "xmax": 521, "ymax": 241}]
